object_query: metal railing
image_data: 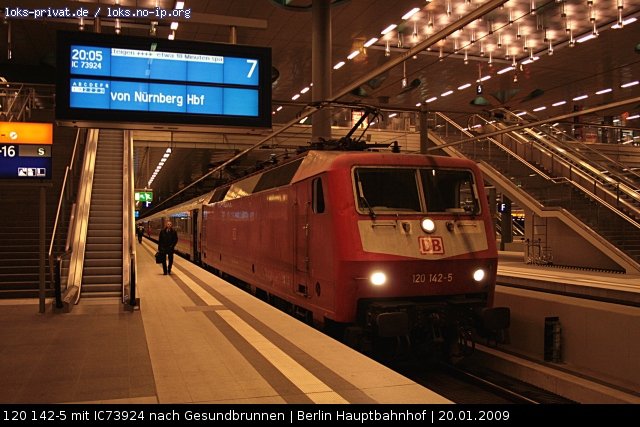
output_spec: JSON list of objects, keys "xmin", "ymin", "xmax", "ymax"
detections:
[
  {"xmin": 48, "ymin": 129, "xmax": 86, "ymax": 309},
  {"xmin": 123, "ymin": 130, "xmax": 137, "ymax": 308},
  {"xmin": 489, "ymin": 108, "xmax": 640, "ymax": 212},
  {"xmin": 0, "ymin": 83, "xmax": 34, "ymax": 122},
  {"xmin": 428, "ymin": 111, "xmax": 640, "ymax": 270},
  {"xmin": 62, "ymin": 129, "xmax": 99, "ymax": 306}
]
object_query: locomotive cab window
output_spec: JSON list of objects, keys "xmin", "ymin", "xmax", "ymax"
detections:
[
  {"xmin": 354, "ymin": 168, "xmax": 421, "ymax": 213},
  {"xmin": 353, "ymin": 167, "xmax": 479, "ymax": 215},
  {"xmin": 420, "ymin": 168, "xmax": 479, "ymax": 214}
]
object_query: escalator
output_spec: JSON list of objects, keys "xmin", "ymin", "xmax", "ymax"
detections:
[{"xmin": 427, "ymin": 112, "xmax": 640, "ymax": 273}]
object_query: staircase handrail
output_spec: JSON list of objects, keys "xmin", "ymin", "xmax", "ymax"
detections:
[
  {"xmin": 474, "ymin": 112, "xmax": 640, "ymax": 217},
  {"xmin": 122, "ymin": 130, "xmax": 137, "ymax": 307},
  {"xmin": 434, "ymin": 112, "xmax": 640, "ymax": 229},
  {"xmin": 48, "ymin": 128, "xmax": 86, "ymax": 309},
  {"xmin": 64, "ymin": 129, "xmax": 100, "ymax": 306},
  {"xmin": 492, "ymin": 107, "xmax": 640, "ymax": 191}
]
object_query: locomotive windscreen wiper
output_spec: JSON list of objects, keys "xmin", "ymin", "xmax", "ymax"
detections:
[{"xmin": 355, "ymin": 172, "xmax": 376, "ymax": 220}]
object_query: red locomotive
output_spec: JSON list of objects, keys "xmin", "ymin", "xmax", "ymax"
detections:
[{"xmin": 142, "ymin": 124, "xmax": 509, "ymax": 357}]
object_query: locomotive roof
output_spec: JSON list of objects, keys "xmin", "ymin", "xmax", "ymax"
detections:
[
  {"xmin": 290, "ymin": 150, "xmax": 480, "ymax": 184},
  {"xmin": 141, "ymin": 150, "xmax": 481, "ymax": 220}
]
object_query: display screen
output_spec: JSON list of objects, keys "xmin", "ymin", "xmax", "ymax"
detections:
[
  {"xmin": 0, "ymin": 122, "xmax": 53, "ymax": 180},
  {"xmin": 56, "ymin": 32, "xmax": 271, "ymax": 130}
]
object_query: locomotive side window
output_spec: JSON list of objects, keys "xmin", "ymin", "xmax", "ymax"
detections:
[
  {"xmin": 354, "ymin": 168, "xmax": 421, "ymax": 213},
  {"xmin": 420, "ymin": 169, "xmax": 479, "ymax": 214},
  {"xmin": 312, "ymin": 178, "xmax": 325, "ymax": 214},
  {"xmin": 253, "ymin": 158, "xmax": 304, "ymax": 193},
  {"xmin": 210, "ymin": 186, "xmax": 230, "ymax": 203}
]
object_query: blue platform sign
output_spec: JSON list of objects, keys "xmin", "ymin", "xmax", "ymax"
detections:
[{"xmin": 57, "ymin": 32, "xmax": 271, "ymax": 129}]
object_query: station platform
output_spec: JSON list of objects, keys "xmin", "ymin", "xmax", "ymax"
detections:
[
  {"xmin": 497, "ymin": 251, "xmax": 640, "ymax": 306},
  {"xmin": 0, "ymin": 239, "xmax": 450, "ymax": 405},
  {"xmin": 492, "ymin": 251, "xmax": 640, "ymax": 402}
]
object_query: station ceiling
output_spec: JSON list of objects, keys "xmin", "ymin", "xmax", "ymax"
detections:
[{"xmin": 1, "ymin": 0, "xmax": 640, "ymax": 212}]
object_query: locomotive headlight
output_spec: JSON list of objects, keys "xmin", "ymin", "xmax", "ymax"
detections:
[
  {"xmin": 473, "ymin": 268, "xmax": 486, "ymax": 282},
  {"xmin": 421, "ymin": 218, "xmax": 436, "ymax": 233},
  {"xmin": 370, "ymin": 271, "xmax": 387, "ymax": 286}
]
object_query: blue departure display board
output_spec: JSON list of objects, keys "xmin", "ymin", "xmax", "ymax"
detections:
[{"xmin": 56, "ymin": 32, "xmax": 271, "ymax": 130}]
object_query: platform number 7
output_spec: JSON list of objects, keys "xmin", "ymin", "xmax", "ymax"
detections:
[{"xmin": 246, "ymin": 59, "xmax": 257, "ymax": 79}]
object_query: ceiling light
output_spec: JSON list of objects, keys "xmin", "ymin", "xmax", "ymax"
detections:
[
  {"xmin": 595, "ymin": 88, "xmax": 612, "ymax": 95},
  {"xmin": 576, "ymin": 33, "xmax": 596, "ymax": 43},
  {"xmin": 458, "ymin": 83, "xmax": 471, "ymax": 90},
  {"xmin": 364, "ymin": 38, "xmax": 378, "ymax": 47},
  {"xmin": 347, "ymin": 50, "xmax": 360, "ymax": 60},
  {"xmin": 170, "ymin": 22, "xmax": 179, "ymax": 30},
  {"xmin": 300, "ymin": 87, "xmax": 310, "ymax": 94},
  {"xmin": 415, "ymin": 102, "xmax": 422, "ymax": 107},
  {"xmin": 402, "ymin": 8, "xmax": 420, "ymax": 20},
  {"xmin": 573, "ymin": 95, "xmax": 588, "ymax": 101},
  {"xmin": 627, "ymin": 114, "xmax": 639, "ymax": 120},
  {"xmin": 478, "ymin": 76, "xmax": 491, "ymax": 82},
  {"xmin": 515, "ymin": 112, "xmax": 527, "ymax": 116},
  {"xmin": 381, "ymin": 24, "xmax": 397, "ymax": 35},
  {"xmin": 441, "ymin": 90, "xmax": 453, "ymax": 97},
  {"xmin": 426, "ymin": 97, "xmax": 437, "ymax": 103},
  {"xmin": 612, "ymin": 17, "xmax": 637, "ymax": 28},
  {"xmin": 497, "ymin": 66, "xmax": 514, "ymax": 74},
  {"xmin": 389, "ymin": 113, "xmax": 397, "ymax": 118},
  {"xmin": 175, "ymin": 1, "xmax": 185, "ymax": 9},
  {"xmin": 333, "ymin": 61, "xmax": 345, "ymax": 70},
  {"xmin": 533, "ymin": 106, "xmax": 546, "ymax": 112},
  {"xmin": 276, "ymin": 106, "xmax": 283, "ymax": 111},
  {"xmin": 291, "ymin": 94, "xmax": 300, "ymax": 100},
  {"xmin": 552, "ymin": 101, "xmax": 567, "ymax": 106},
  {"xmin": 621, "ymin": 80, "xmax": 639, "ymax": 88}
]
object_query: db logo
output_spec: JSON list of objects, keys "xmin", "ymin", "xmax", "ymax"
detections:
[{"xmin": 418, "ymin": 236, "xmax": 445, "ymax": 255}]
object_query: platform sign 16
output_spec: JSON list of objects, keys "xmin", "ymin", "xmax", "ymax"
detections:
[{"xmin": 0, "ymin": 122, "xmax": 53, "ymax": 180}]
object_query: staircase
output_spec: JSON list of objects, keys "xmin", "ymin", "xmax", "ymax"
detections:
[
  {"xmin": 428, "ymin": 113, "xmax": 640, "ymax": 269},
  {"xmin": 0, "ymin": 126, "xmax": 76, "ymax": 298},
  {"xmin": 80, "ymin": 129, "xmax": 124, "ymax": 298}
]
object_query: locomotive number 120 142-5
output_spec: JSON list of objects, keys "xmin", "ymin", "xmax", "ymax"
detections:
[{"xmin": 412, "ymin": 273, "xmax": 453, "ymax": 284}]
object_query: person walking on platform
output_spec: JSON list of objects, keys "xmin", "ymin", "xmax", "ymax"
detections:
[
  {"xmin": 158, "ymin": 221, "xmax": 178, "ymax": 275},
  {"xmin": 136, "ymin": 224, "xmax": 144, "ymax": 243}
]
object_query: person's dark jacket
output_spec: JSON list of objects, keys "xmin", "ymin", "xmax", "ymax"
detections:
[{"xmin": 158, "ymin": 227, "xmax": 178, "ymax": 254}]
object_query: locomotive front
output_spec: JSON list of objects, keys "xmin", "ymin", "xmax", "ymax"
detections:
[{"xmin": 330, "ymin": 154, "xmax": 509, "ymax": 354}]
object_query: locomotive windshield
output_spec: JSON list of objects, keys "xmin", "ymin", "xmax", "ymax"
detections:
[{"xmin": 354, "ymin": 167, "xmax": 479, "ymax": 214}]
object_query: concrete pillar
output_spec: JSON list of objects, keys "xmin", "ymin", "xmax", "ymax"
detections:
[
  {"xmin": 229, "ymin": 26, "xmax": 237, "ymax": 44},
  {"xmin": 500, "ymin": 195, "xmax": 513, "ymax": 250},
  {"xmin": 311, "ymin": 0, "xmax": 332, "ymax": 142}
]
